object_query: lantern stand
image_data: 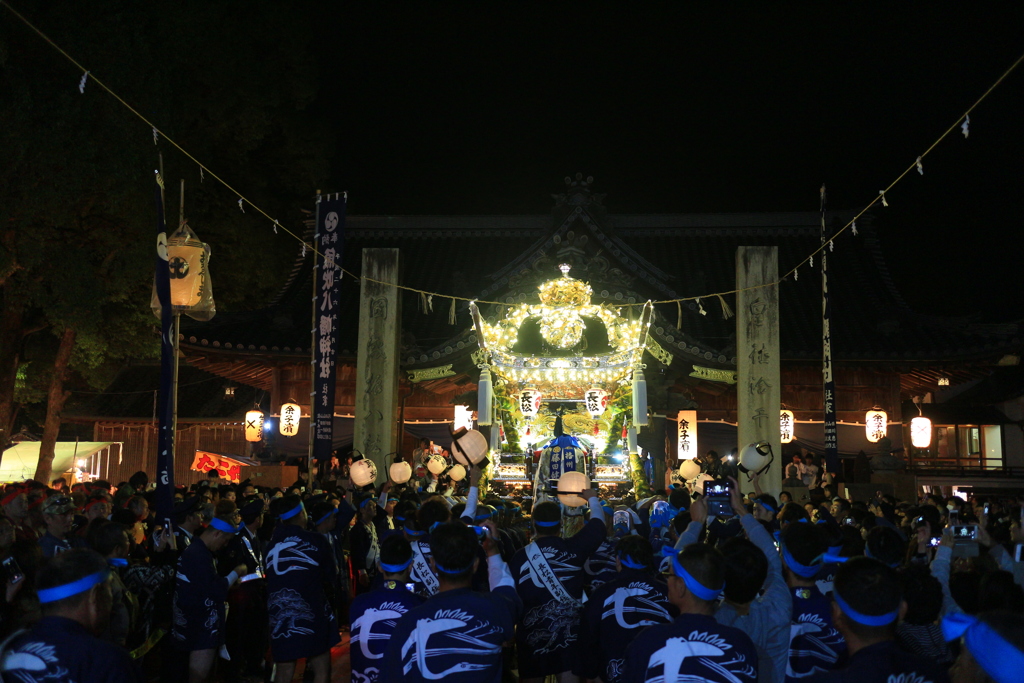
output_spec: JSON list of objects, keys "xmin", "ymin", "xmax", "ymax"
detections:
[{"xmin": 169, "ymin": 180, "xmax": 185, "ymax": 470}]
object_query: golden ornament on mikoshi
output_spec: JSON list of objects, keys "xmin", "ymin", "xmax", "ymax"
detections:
[
  {"xmin": 244, "ymin": 409, "xmax": 264, "ymax": 442},
  {"xmin": 910, "ymin": 416, "xmax": 932, "ymax": 448},
  {"xmin": 865, "ymin": 408, "xmax": 888, "ymax": 443},
  {"xmin": 279, "ymin": 402, "xmax": 301, "ymax": 437},
  {"xmin": 536, "ymin": 264, "xmax": 592, "ymax": 349},
  {"xmin": 780, "ymin": 409, "xmax": 795, "ymax": 444}
]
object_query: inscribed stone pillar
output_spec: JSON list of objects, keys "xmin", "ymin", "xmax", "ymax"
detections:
[
  {"xmin": 354, "ymin": 249, "xmax": 401, "ymax": 478},
  {"xmin": 736, "ymin": 247, "xmax": 782, "ymax": 498}
]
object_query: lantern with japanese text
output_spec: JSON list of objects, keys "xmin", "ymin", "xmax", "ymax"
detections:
[
  {"xmin": 448, "ymin": 464, "xmax": 467, "ymax": 482},
  {"xmin": 279, "ymin": 402, "xmax": 301, "ymax": 437},
  {"xmin": 351, "ymin": 457, "xmax": 377, "ymax": 488},
  {"xmin": 678, "ymin": 459, "xmax": 701, "ymax": 481},
  {"xmin": 676, "ymin": 410, "xmax": 698, "ymax": 460},
  {"xmin": 556, "ymin": 471, "xmax": 590, "ymax": 508},
  {"xmin": 583, "ymin": 387, "xmax": 608, "ymax": 419},
  {"xmin": 865, "ymin": 408, "xmax": 888, "ymax": 443},
  {"xmin": 427, "ymin": 453, "xmax": 447, "ymax": 475},
  {"xmin": 244, "ymin": 409, "xmax": 264, "ymax": 442},
  {"xmin": 160, "ymin": 222, "xmax": 216, "ymax": 321},
  {"xmin": 518, "ymin": 389, "xmax": 543, "ymax": 419},
  {"xmin": 910, "ymin": 416, "xmax": 933, "ymax": 449},
  {"xmin": 780, "ymin": 410, "xmax": 795, "ymax": 444},
  {"xmin": 389, "ymin": 461, "xmax": 412, "ymax": 484}
]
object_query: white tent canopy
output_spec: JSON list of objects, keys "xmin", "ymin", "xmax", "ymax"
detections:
[{"xmin": 0, "ymin": 442, "xmax": 117, "ymax": 483}]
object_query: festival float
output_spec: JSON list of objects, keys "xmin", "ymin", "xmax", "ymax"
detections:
[{"xmin": 469, "ymin": 264, "xmax": 654, "ymax": 503}]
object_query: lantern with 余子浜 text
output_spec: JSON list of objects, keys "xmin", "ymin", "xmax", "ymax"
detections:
[
  {"xmin": 780, "ymin": 410, "xmax": 794, "ymax": 444},
  {"xmin": 244, "ymin": 409, "xmax": 264, "ymax": 442},
  {"xmin": 910, "ymin": 416, "xmax": 933, "ymax": 449},
  {"xmin": 279, "ymin": 402, "xmax": 301, "ymax": 437},
  {"xmin": 865, "ymin": 408, "xmax": 888, "ymax": 443}
]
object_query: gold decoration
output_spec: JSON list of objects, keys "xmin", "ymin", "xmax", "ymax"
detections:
[
  {"xmin": 689, "ymin": 365, "xmax": 737, "ymax": 384},
  {"xmin": 407, "ymin": 365, "xmax": 456, "ymax": 383}
]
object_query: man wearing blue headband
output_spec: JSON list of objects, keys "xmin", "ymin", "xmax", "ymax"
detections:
[
  {"xmin": 350, "ymin": 494, "xmax": 381, "ymax": 592},
  {"xmin": 171, "ymin": 509, "xmax": 248, "ymax": 683},
  {"xmin": 625, "ymin": 544, "xmax": 758, "ymax": 682},
  {"xmin": 510, "ymin": 487, "xmax": 606, "ymax": 682},
  {"xmin": 349, "ymin": 535, "xmax": 425, "ymax": 683},
  {"xmin": 582, "ymin": 501, "xmax": 623, "ymax": 595},
  {"xmin": 382, "ymin": 521, "xmax": 521, "ymax": 681},
  {"xmin": 818, "ymin": 557, "xmax": 949, "ymax": 683},
  {"xmin": 945, "ymin": 610, "xmax": 1024, "ymax": 683},
  {"xmin": 265, "ymin": 494, "xmax": 340, "ymax": 683},
  {"xmin": 219, "ymin": 497, "xmax": 270, "ymax": 682},
  {"xmin": 576, "ymin": 535, "xmax": 672, "ymax": 683},
  {"xmin": 1, "ymin": 549, "xmax": 140, "ymax": 682}
]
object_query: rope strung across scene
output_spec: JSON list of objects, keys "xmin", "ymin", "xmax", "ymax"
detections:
[{"xmin": 3, "ymin": 0, "xmax": 1022, "ymax": 312}]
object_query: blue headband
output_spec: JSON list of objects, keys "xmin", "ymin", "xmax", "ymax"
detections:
[
  {"xmin": 826, "ymin": 545, "xmax": 844, "ymax": 556},
  {"xmin": 535, "ymin": 519, "xmax": 560, "ymax": 527},
  {"xmin": 619, "ymin": 553, "xmax": 647, "ymax": 570},
  {"xmin": 404, "ymin": 523, "xmax": 426, "ymax": 537},
  {"xmin": 662, "ymin": 548, "xmax": 723, "ymax": 601},
  {"xmin": 359, "ymin": 498, "xmax": 375, "ymax": 509},
  {"xmin": 38, "ymin": 570, "xmax": 109, "ymax": 604},
  {"xmin": 832, "ymin": 589, "xmax": 898, "ymax": 626},
  {"xmin": 209, "ymin": 517, "xmax": 239, "ymax": 534},
  {"xmin": 278, "ymin": 503, "xmax": 304, "ymax": 521},
  {"xmin": 316, "ymin": 509, "xmax": 338, "ymax": 526},
  {"xmin": 380, "ymin": 557, "xmax": 414, "ymax": 574},
  {"xmin": 943, "ymin": 613, "xmax": 1024, "ymax": 683},
  {"xmin": 819, "ymin": 552, "xmax": 848, "ymax": 565},
  {"xmin": 474, "ymin": 511, "xmax": 492, "ymax": 521},
  {"xmin": 434, "ymin": 561, "xmax": 474, "ymax": 575},
  {"xmin": 781, "ymin": 546, "xmax": 822, "ymax": 578},
  {"xmin": 107, "ymin": 558, "xmax": 129, "ymax": 568},
  {"xmin": 758, "ymin": 500, "xmax": 777, "ymax": 514}
]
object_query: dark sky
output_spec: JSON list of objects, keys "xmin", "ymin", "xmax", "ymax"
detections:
[{"xmin": 318, "ymin": 5, "xmax": 1024, "ymax": 321}]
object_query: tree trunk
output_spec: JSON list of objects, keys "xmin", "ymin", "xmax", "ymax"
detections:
[
  {"xmin": 34, "ymin": 327, "xmax": 76, "ymax": 484},
  {"xmin": 0, "ymin": 296, "xmax": 25, "ymax": 454}
]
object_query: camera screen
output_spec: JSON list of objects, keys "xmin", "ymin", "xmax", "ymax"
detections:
[
  {"xmin": 953, "ymin": 525, "xmax": 977, "ymax": 540},
  {"xmin": 704, "ymin": 481, "xmax": 732, "ymax": 498}
]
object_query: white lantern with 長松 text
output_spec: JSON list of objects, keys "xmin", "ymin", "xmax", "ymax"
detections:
[
  {"xmin": 519, "ymin": 389, "xmax": 543, "ymax": 419},
  {"xmin": 910, "ymin": 416, "xmax": 933, "ymax": 449},
  {"xmin": 279, "ymin": 402, "xmax": 301, "ymax": 437},
  {"xmin": 584, "ymin": 388, "xmax": 608, "ymax": 419},
  {"xmin": 865, "ymin": 408, "xmax": 887, "ymax": 443},
  {"xmin": 244, "ymin": 409, "xmax": 264, "ymax": 442}
]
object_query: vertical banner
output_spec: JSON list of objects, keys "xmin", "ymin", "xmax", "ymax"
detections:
[
  {"xmin": 820, "ymin": 187, "xmax": 839, "ymax": 474},
  {"xmin": 676, "ymin": 410, "xmax": 698, "ymax": 461},
  {"xmin": 153, "ymin": 173, "xmax": 175, "ymax": 519},
  {"xmin": 311, "ymin": 194, "xmax": 346, "ymax": 462}
]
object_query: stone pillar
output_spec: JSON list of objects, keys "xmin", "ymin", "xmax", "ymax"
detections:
[
  {"xmin": 736, "ymin": 247, "xmax": 782, "ymax": 498},
  {"xmin": 354, "ymin": 249, "xmax": 401, "ymax": 478}
]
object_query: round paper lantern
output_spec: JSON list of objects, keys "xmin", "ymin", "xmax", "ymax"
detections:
[
  {"xmin": 451, "ymin": 429, "xmax": 489, "ymax": 466},
  {"xmin": 910, "ymin": 416, "xmax": 933, "ymax": 448},
  {"xmin": 279, "ymin": 402, "xmax": 301, "ymax": 437},
  {"xmin": 426, "ymin": 453, "xmax": 447, "ymax": 475},
  {"xmin": 865, "ymin": 408, "xmax": 888, "ymax": 443},
  {"xmin": 678, "ymin": 459, "xmax": 701, "ymax": 480},
  {"xmin": 389, "ymin": 461, "xmax": 412, "ymax": 484},
  {"xmin": 740, "ymin": 442, "xmax": 773, "ymax": 475},
  {"xmin": 351, "ymin": 458, "xmax": 378, "ymax": 487},
  {"xmin": 556, "ymin": 471, "xmax": 591, "ymax": 508},
  {"xmin": 518, "ymin": 389, "xmax": 543, "ymax": 419},
  {"xmin": 779, "ymin": 410, "xmax": 795, "ymax": 444},
  {"xmin": 448, "ymin": 464, "xmax": 467, "ymax": 482},
  {"xmin": 695, "ymin": 473, "xmax": 713, "ymax": 494},
  {"xmin": 583, "ymin": 387, "xmax": 608, "ymax": 419},
  {"xmin": 244, "ymin": 409, "xmax": 264, "ymax": 442}
]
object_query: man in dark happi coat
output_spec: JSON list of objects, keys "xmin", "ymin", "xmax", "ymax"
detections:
[
  {"xmin": 509, "ymin": 489, "xmax": 606, "ymax": 682},
  {"xmin": 265, "ymin": 495, "xmax": 339, "ymax": 683},
  {"xmin": 218, "ymin": 498, "xmax": 268, "ymax": 682}
]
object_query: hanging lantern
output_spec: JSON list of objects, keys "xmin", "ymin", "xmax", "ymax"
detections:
[
  {"xmin": 631, "ymin": 366, "xmax": 648, "ymax": 426},
  {"xmin": 351, "ymin": 458, "xmax": 378, "ymax": 487},
  {"xmin": 627, "ymin": 426, "xmax": 638, "ymax": 454},
  {"xmin": 163, "ymin": 222, "xmax": 216, "ymax": 321},
  {"xmin": 448, "ymin": 464, "xmax": 467, "ymax": 482},
  {"xmin": 679, "ymin": 459, "xmax": 701, "ymax": 480},
  {"xmin": 389, "ymin": 461, "xmax": 412, "ymax": 484},
  {"xmin": 477, "ymin": 366, "xmax": 493, "ymax": 426},
  {"xmin": 780, "ymin": 409, "xmax": 795, "ymax": 444},
  {"xmin": 451, "ymin": 428, "xmax": 489, "ymax": 467},
  {"xmin": 518, "ymin": 389, "xmax": 543, "ymax": 419},
  {"xmin": 555, "ymin": 471, "xmax": 591, "ymax": 508},
  {"xmin": 244, "ymin": 409, "xmax": 264, "ymax": 442},
  {"xmin": 911, "ymin": 416, "xmax": 933, "ymax": 449},
  {"xmin": 426, "ymin": 453, "xmax": 447, "ymax": 475},
  {"xmin": 279, "ymin": 401, "xmax": 301, "ymax": 437},
  {"xmin": 865, "ymin": 408, "xmax": 888, "ymax": 443},
  {"xmin": 676, "ymin": 410, "xmax": 698, "ymax": 460},
  {"xmin": 583, "ymin": 387, "xmax": 609, "ymax": 419}
]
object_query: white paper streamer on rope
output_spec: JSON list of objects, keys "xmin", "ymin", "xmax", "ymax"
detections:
[
  {"xmin": 879, "ymin": 190, "xmax": 888, "ymax": 207},
  {"xmin": 273, "ymin": 220, "xmax": 279, "ymax": 235},
  {"xmin": 696, "ymin": 298, "xmax": 706, "ymax": 316},
  {"xmin": 199, "ymin": 167, "xmax": 204, "ymax": 183},
  {"xmin": 809, "ymin": 255, "xmax": 814, "ymax": 267},
  {"xmin": 961, "ymin": 114, "xmax": 970, "ymax": 138},
  {"xmin": 449, "ymin": 298, "xmax": 457, "ymax": 325},
  {"xmin": 78, "ymin": 71, "xmax": 89, "ymax": 94},
  {"xmin": 152, "ymin": 127, "xmax": 159, "ymax": 145},
  {"xmin": 851, "ymin": 220, "xmax": 858, "ymax": 236},
  {"xmin": 829, "ymin": 240, "xmax": 834, "ymax": 252},
  {"xmin": 238, "ymin": 198, "xmax": 245, "ymax": 213},
  {"xmin": 794, "ymin": 268, "xmax": 799, "ymax": 281},
  {"xmin": 301, "ymin": 243, "xmax": 306, "ymax": 258},
  {"xmin": 916, "ymin": 156, "xmax": 924, "ymax": 175},
  {"xmin": 715, "ymin": 294, "xmax": 734, "ymax": 320}
]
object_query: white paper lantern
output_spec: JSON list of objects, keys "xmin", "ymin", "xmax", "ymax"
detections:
[
  {"xmin": 910, "ymin": 416, "xmax": 933, "ymax": 448},
  {"xmin": 678, "ymin": 459, "xmax": 701, "ymax": 480},
  {"xmin": 695, "ymin": 473, "xmax": 713, "ymax": 493},
  {"xmin": 677, "ymin": 410, "xmax": 698, "ymax": 459},
  {"xmin": 740, "ymin": 442, "xmax": 773, "ymax": 475},
  {"xmin": 426, "ymin": 453, "xmax": 447, "ymax": 475},
  {"xmin": 351, "ymin": 458, "xmax": 378, "ymax": 487},
  {"xmin": 448, "ymin": 464, "xmax": 467, "ymax": 482},
  {"xmin": 244, "ymin": 409, "xmax": 264, "ymax": 443},
  {"xmin": 451, "ymin": 429, "xmax": 489, "ymax": 466},
  {"xmin": 389, "ymin": 461, "xmax": 412, "ymax": 484},
  {"xmin": 518, "ymin": 389, "xmax": 543, "ymax": 419},
  {"xmin": 779, "ymin": 410, "xmax": 795, "ymax": 444},
  {"xmin": 583, "ymin": 387, "xmax": 608, "ymax": 419},
  {"xmin": 556, "ymin": 471, "xmax": 591, "ymax": 508},
  {"xmin": 279, "ymin": 402, "xmax": 301, "ymax": 437},
  {"xmin": 866, "ymin": 408, "xmax": 888, "ymax": 443}
]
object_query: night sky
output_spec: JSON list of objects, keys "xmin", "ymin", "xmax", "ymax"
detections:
[{"xmin": 317, "ymin": 5, "xmax": 1024, "ymax": 321}]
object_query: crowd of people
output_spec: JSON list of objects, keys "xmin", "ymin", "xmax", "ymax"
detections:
[{"xmin": 0, "ymin": 458, "xmax": 1021, "ymax": 683}]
